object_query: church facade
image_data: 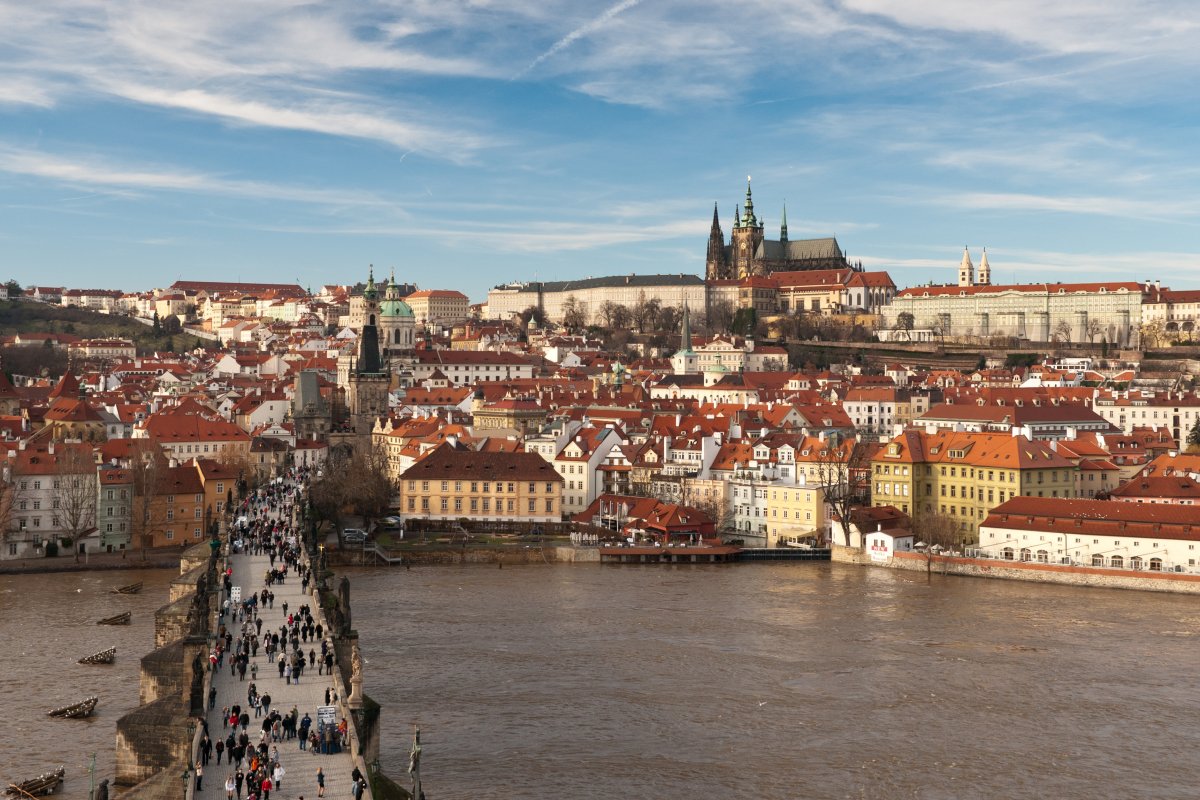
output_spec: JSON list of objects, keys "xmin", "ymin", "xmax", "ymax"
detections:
[{"xmin": 705, "ymin": 179, "xmax": 855, "ymax": 280}]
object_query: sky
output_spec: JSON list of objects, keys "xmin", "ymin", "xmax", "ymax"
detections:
[{"xmin": 3, "ymin": 1, "xmax": 1200, "ymax": 302}]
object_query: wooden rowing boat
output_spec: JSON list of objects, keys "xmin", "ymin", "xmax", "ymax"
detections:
[
  {"xmin": 111, "ymin": 581, "xmax": 142, "ymax": 594},
  {"xmin": 96, "ymin": 611, "xmax": 131, "ymax": 625},
  {"xmin": 48, "ymin": 697, "xmax": 97, "ymax": 718},
  {"xmin": 5, "ymin": 766, "xmax": 65, "ymax": 797},
  {"xmin": 78, "ymin": 647, "xmax": 116, "ymax": 665}
]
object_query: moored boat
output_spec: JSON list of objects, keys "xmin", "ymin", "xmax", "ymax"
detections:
[
  {"xmin": 47, "ymin": 696, "xmax": 98, "ymax": 718},
  {"xmin": 96, "ymin": 611, "xmax": 131, "ymax": 625},
  {"xmin": 111, "ymin": 581, "xmax": 142, "ymax": 594},
  {"xmin": 5, "ymin": 766, "xmax": 65, "ymax": 797},
  {"xmin": 78, "ymin": 647, "xmax": 116, "ymax": 665}
]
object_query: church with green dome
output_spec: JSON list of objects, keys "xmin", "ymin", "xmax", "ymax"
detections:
[{"xmin": 353, "ymin": 266, "xmax": 416, "ymax": 361}]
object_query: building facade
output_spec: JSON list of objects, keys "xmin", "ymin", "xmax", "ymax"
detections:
[{"xmin": 397, "ymin": 446, "xmax": 563, "ymax": 524}]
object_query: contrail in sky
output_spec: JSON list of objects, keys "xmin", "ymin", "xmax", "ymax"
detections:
[{"xmin": 518, "ymin": 0, "xmax": 642, "ymax": 77}]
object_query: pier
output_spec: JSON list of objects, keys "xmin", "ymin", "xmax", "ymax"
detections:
[{"xmin": 599, "ymin": 544, "xmax": 742, "ymax": 564}]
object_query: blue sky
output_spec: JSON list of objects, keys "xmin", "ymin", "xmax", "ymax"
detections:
[{"xmin": 3, "ymin": 1, "xmax": 1200, "ymax": 301}]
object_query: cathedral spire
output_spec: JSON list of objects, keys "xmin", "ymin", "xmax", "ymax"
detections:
[
  {"xmin": 780, "ymin": 201, "xmax": 788, "ymax": 243},
  {"xmin": 710, "ymin": 202, "xmax": 720, "ymax": 231},
  {"xmin": 734, "ymin": 204, "xmax": 742, "ymax": 228},
  {"xmin": 742, "ymin": 175, "xmax": 757, "ymax": 227}
]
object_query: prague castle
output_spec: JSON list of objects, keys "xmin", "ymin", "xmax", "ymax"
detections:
[{"xmin": 705, "ymin": 179, "xmax": 856, "ymax": 280}]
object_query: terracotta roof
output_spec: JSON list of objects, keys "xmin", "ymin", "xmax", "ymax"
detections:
[
  {"xmin": 984, "ymin": 496, "xmax": 1200, "ymax": 539},
  {"xmin": 399, "ymin": 444, "xmax": 561, "ymax": 481}
]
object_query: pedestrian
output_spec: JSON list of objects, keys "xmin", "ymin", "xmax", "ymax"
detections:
[
  {"xmin": 308, "ymin": 649, "xmax": 316, "ymax": 668},
  {"xmin": 351, "ymin": 778, "xmax": 364, "ymax": 800},
  {"xmin": 209, "ymin": 685, "xmax": 218, "ymax": 710},
  {"xmin": 225, "ymin": 774, "xmax": 236, "ymax": 800},
  {"xmin": 216, "ymin": 738, "xmax": 225, "ymax": 764},
  {"xmin": 194, "ymin": 764, "xmax": 204, "ymax": 792},
  {"xmin": 261, "ymin": 775, "xmax": 272, "ymax": 800},
  {"xmin": 315, "ymin": 768, "xmax": 324, "ymax": 798},
  {"xmin": 272, "ymin": 763, "xmax": 284, "ymax": 791},
  {"xmin": 235, "ymin": 768, "xmax": 245, "ymax": 799},
  {"xmin": 284, "ymin": 662, "xmax": 292, "ymax": 685}
]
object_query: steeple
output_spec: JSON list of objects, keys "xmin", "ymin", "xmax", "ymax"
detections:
[
  {"xmin": 710, "ymin": 202, "xmax": 720, "ymax": 233},
  {"xmin": 780, "ymin": 201, "xmax": 788, "ymax": 243},
  {"xmin": 734, "ymin": 204, "xmax": 742, "ymax": 228},
  {"xmin": 977, "ymin": 247, "xmax": 991, "ymax": 286},
  {"xmin": 679, "ymin": 302, "xmax": 694, "ymax": 355},
  {"xmin": 958, "ymin": 246, "xmax": 975, "ymax": 288},
  {"xmin": 742, "ymin": 176, "xmax": 757, "ymax": 227},
  {"xmin": 705, "ymin": 203, "xmax": 727, "ymax": 281},
  {"xmin": 364, "ymin": 265, "xmax": 378, "ymax": 300}
]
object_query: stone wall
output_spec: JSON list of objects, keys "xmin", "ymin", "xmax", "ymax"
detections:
[{"xmin": 833, "ymin": 544, "xmax": 1200, "ymax": 594}]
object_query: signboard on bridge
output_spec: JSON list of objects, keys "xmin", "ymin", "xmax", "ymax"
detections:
[
  {"xmin": 317, "ymin": 705, "xmax": 337, "ymax": 726},
  {"xmin": 230, "ymin": 586, "xmax": 242, "ymax": 602}
]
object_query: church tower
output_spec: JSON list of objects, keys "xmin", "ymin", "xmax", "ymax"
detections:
[
  {"xmin": 346, "ymin": 268, "xmax": 391, "ymax": 440},
  {"xmin": 730, "ymin": 177, "xmax": 765, "ymax": 278},
  {"xmin": 705, "ymin": 203, "xmax": 727, "ymax": 280},
  {"xmin": 958, "ymin": 247, "xmax": 975, "ymax": 288},
  {"xmin": 670, "ymin": 301, "xmax": 699, "ymax": 375},
  {"xmin": 977, "ymin": 248, "xmax": 991, "ymax": 286},
  {"xmin": 780, "ymin": 202, "xmax": 788, "ymax": 243},
  {"xmin": 379, "ymin": 268, "xmax": 416, "ymax": 359}
]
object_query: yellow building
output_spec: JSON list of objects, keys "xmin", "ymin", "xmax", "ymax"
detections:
[
  {"xmin": 404, "ymin": 289, "xmax": 470, "ymax": 325},
  {"xmin": 765, "ymin": 484, "xmax": 827, "ymax": 547},
  {"xmin": 398, "ymin": 444, "xmax": 563, "ymax": 523},
  {"xmin": 871, "ymin": 429, "xmax": 1076, "ymax": 540}
]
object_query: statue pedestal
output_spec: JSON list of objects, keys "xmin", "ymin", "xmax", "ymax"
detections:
[{"xmin": 348, "ymin": 676, "xmax": 363, "ymax": 710}]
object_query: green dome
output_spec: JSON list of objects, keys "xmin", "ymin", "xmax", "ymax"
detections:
[{"xmin": 380, "ymin": 298, "xmax": 414, "ymax": 318}]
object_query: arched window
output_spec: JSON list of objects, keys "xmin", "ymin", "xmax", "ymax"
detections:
[
  {"xmin": 369, "ymin": 314, "xmax": 376, "ymax": 326},
  {"xmin": 1091, "ymin": 554, "xmax": 1104, "ymax": 567},
  {"xmin": 1002, "ymin": 547, "xmax": 1014, "ymax": 560},
  {"xmin": 1036, "ymin": 549, "xmax": 1049, "ymax": 563},
  {"xmin": 1110, "ymin": 555, "xmax": 1124, "ymax": 568},
  {"xmin": 394, "ymin": 329, "xmax": 401, "ymax": 344},
  {"xmin": 1130, "ymin": 556, "xmax": 1143, "ymax": 570},
  {"xmin": 1019, "ymin": 548, "xmax": 1032, "ymax": 562},
  {"xmin": 1149, "ymin": 557, "xmax": 1163, "ymax": 571}
]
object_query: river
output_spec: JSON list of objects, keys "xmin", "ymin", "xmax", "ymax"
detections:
[
  {"xmin": 4, "ymin": 562, "xmax": 1199, "ymax": 799},
  {"xmin": 351, "ymin": 562, "xmax": 1200, "ymax": 800},
  {"xmin": 0, "ymin": 568, "xmax": 174, "ymax": 796}
]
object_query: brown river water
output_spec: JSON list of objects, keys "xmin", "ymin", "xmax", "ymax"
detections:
[{"xmin": 4, "ymin": 562, "xmax": 1200, "ymax": 799}]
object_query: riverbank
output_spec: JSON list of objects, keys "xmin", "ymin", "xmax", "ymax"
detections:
[
  {"xmin": 833, "ymin": 544, "xmax": 1200, "ymax": 594},
  {"xmin": 0, "ymin": 549, "xmax": 181, "ymax": 574},
  {"xmin": 329, "ymin": 542, "xmax": 600, "ymax": 565}
]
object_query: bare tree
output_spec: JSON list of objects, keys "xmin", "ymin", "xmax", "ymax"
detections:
[
  {"xmin": 917, "ymin": 513, "xmax": 961, "ymax": 575},
  {"xmin": 560, "ymin": 295, "xmax": 587, "ymax": 331},
  {"xmin": 681, "ymin": 483, "xmax": 732, "ymax": 533},
  {"xmin": 705, "ymin": 299, "xmax": 736, "ymax": 334},
  {"xmin": 1084, "ymin": 318, "xmax": 1103, "ymax": 345},
  {"xmin": 814, "ymin": 437, "xmax": 871, "ymax": 548},
  {"xmin": 894, "ymin": 311, "xmax": 915, "ymax": 342},
  {"xmin": 310, "ymin": 439, "xmax": 393, "ymax": 544},
  {"xmin": 0, "ymin": 459, "xmax": 24, "ymax": 546},
  {"xmin": 128, "ymin": 439, "xmax": 163, "ymax": 559},
  {"xmin": 53, "ymin": 444, "xmax": 97, "ymax": 559},
  {"xmin": 631, "ymin": 293, "xmax": 660, "ymax": 333},
  {"xmin": 1053, "ymin": 319, "xmax": 1073, "ymax": 345}
]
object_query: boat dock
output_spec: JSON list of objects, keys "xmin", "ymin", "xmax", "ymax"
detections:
[
  {"xmin": 737, "ymin": 547, "xmax": 831, "ymax": 561},
  {"xmin": 599, "ymin": 544, "xmax": 742, "ymax": 564}
]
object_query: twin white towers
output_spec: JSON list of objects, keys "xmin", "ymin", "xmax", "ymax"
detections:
[{"xmin": 958, "ymin": 246, "xmax": 992, "ymax": 288}]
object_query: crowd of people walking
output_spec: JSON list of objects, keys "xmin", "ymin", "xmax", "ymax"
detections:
[{"xmin": 194, "ymin": 468, "xmax": 369, "ymax": 800}]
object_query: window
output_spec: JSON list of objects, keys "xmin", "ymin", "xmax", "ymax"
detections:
[
  {"xmin": 545, "ymin": 499, "xmax": 554, "ymax": 513},
  {"xmin": 528, "ymin": 499, "xmax": 536, "ymax": 512},
  {"xmin": 441, "ymin": 498, "xmax": 448, "ymax": 511},
  {"xmin": 167, "ymin": 509, "xmax": 174, "ymax": 520},
  {"xmin": 165, "ymin": 530, "xmax": 174, "ymax": 540},
  {"xmin": 421, "ymin": 481, "xmax": 429, "ymax": 491},
  {"xmin": 407, "ymin": 498, "xmax": 415, "ymax": 511},
  {"xmin": 483, "ymin": 482, "xmax": 490, "ymax": 492},
  {"xmin": 441, "ymin": 481, "xmax": 448, "ymax": 492},
  {"xmin": 546, "ymin": 483, "xmax": 555, "ymax": 493},
  {"xmin": 194, "ymin": 508, "xmax": 201, "ymax": 519},
  {"xmin": 421, "ymin": 498, "xmax": 429, "ymax": 511},
  {"xmin": 454, "ymin": 499, "xmax": 462, "ymax": 512},
  {"xmin": 482, "ymin": 499, "xmax": 490, "ymax": 512},
  {"xmin": 529, "ymin": 482, "xmax": 536, "ymax": 493}
]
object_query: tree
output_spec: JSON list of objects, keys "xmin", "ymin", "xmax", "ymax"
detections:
[
  {"xmin": 151, "ymin": 310, "xmax": 162, "ymax": 336},
  {"xmin": 309, "ymin": 439, "xmax": 393, "ymax": 543},
  {"xmin": 706, "ymin": 299, "xmax": 735, "ymax": 334},
  {"xmin": 162, "ymin": 315, "xmax": 183, "ymax": 336},
  {"xmin": 894, "ymin": 312, "xmax": 915, "ymax": 342},
  {"xmin": 731, "ymin": 307, "xmax": 757, "ymax": 336},
  {"xmin": 128, "ymin": 440, "xmax": 163, "ymax": 560},
  {"xmin": 560, "ymin": 296, "xmax": 587, "ymax": 331},
  {"xmin": 631, "ymin": 293, "xmax": 660, "ymax": 333},
  {"xmin": 1085, "ymin": 318, "xmax": 1103, "ymax": 345},
  {"xmin": 54, "ymin": 444, "xmax": 98, "ymax": 560},
  {"xmin": 917, "ymin": 513, "xmax": 962, "ymax": 575},
  {"xmin": 814, "ymin": 437, "xmax": 871, "ymax": 548},
  {"xmin": 518, "ymin": 305, "xmax": 546, "ymax": 328},
  {"xmin": 1053, "ymin": 319, "xmax": 1073, "ymax": 345},
  {"xmin": 4, "ymin": 279, "xmax": 20, "ymax": 300},
  {"xmin": 1187, "ymin": 418, "xmax": 1200, "ymax": 451},
  {"xmin": 0, "ymin": 462, "xmax": 24, "ymax": 546}
]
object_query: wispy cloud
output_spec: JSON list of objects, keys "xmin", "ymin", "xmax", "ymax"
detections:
[
  {"xmin": 945, "ymin": 191, "xmax": 1199, "ymax": 222},
  {"xmin": 0, "ymin": 146, "xmax": 397, "ymax": 209},
  {"xmin": 519, "ymin": 0, "xmax": 642, "ymax": 78}
]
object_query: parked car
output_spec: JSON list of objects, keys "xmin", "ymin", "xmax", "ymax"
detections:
[
  {"xmin": 379, "ymin": 516, "xmax": 403, "ymax": 530},
  {"xmin": 342, "ymin": 528, "xmax": 368, "ymax": 544}
]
